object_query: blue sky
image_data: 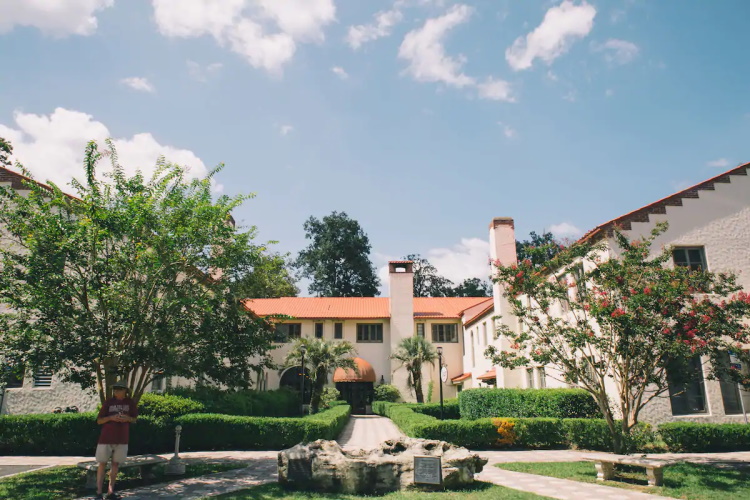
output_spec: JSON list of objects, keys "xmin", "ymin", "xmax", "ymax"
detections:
[{"xmin": 1, "ymin": 0, "xmax": 749, "ymax": 293}]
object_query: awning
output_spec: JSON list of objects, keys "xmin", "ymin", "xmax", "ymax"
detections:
[
  {"xmin": 477, "ymin": 368, "xmax": 496, "ymax": 381},
  {"xmin": 451, "ymin": 372, "xmax": 471, "ymax": 384},
  {"xmin": 333, "ymin": 357, "xmax": 376, "ymax": 383}
]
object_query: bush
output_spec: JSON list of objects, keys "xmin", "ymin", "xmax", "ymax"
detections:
[
  {"xmin": 408, "ymin": 400, "xmax": 460, "ymax": 420},
  {"xmin": 176, "ymin": 404, "xmax": 351, "ymax": 451},
  {"xmin": 320, "ymin": 387, "xmax": 341, "ymax": 410},
  {"xmin": 169, "ymin": 386, "xmax": 299, "ymax": 417},
  {"xmin": 137, "ymin": 393, "xmax": 205, "ymax": 422},
  {"xmin": 659, "ymin": 422, "xmax": 750, "ymax": 452},
  {"xmin": 374, "ymin": 384, "xmax": 402, "ymax": 402},
  {"xmin": 514, "ymin": 418, "xmax": 566, "ymax": 449},
  {"xmin": 459, "ymin": 388, "xmax": 600, "ymax": 420},
  {"xmin": 562, "ymin": 418, "xmax": 612, "ymax": 451}
]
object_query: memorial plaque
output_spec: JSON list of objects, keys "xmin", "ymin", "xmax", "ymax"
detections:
[
  {"xmin": 414, "ymin": 455, "xmax": 442, "ymax": 485},
  {"xmin": 287, "ymin": 459, "xmax": 312, "ymax": 482}
]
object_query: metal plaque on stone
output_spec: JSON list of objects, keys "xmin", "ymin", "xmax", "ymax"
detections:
[
  {"xmin": 414, "ymin": 455, "xmax": 442, "ymax": 485},
  {"xmin": 287, "ymin": 458, "xmax": 312, "ymax": 482}
]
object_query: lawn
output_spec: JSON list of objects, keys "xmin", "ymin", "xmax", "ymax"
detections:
[
  {"xmin": 0, "ymin": 460, "xmax": 248, "ymax": 500},
  {"xmin": 496, "ymin": 461, "xmax": 750, "ymax": 500},
  {"xmin": 211, "ymin": 482, "xmax": 550, "ymax": 499}
]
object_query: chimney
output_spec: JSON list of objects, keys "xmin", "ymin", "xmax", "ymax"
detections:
[
  {"xmin": 389, "ymin": 261, "xmax": 415, "ymax": 397},
  {"xmin": 489, "ymin": 218, "xmax": 519, "ymax": 388}
]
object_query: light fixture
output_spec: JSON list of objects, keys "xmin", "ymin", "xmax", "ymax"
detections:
[
  {"xmin": 437, "ymin": 346, "xmax": 443, "ymax": 356},
  {"xmin": 380, "ymin": 375, "xmax": 385, "ymax": 385}
]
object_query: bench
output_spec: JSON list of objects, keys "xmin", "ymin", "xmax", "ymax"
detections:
[
  {"xmin": 583, "ymin": 455, "xmax": 677, "ymax": 487},
  {"xmin": 77, "ymin": 454, "xmax": 168, "ymax": 489}
]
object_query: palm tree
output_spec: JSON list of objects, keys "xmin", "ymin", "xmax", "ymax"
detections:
[
  {"xmin": 285, "ymin": 337, "xmax": 357, "ymax": 413},
  {"xmin": 391, "ymin": 336, "xmax": 437, "ymax": 404}
]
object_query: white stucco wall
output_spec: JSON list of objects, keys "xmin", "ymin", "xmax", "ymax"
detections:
[{"xmin": 1, "ymin": 373, "xmax": 99, "ymax": 415}]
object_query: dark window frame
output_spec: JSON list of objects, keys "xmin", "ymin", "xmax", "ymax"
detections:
[
  {"xmin": 274, "ymin": 323, "xmax": 302, "ymax": 343},
  {"xmin": 334, "ymin": 322, "xmax": 343, "ymax": 339},
  {"xmin": 673, "ymin": 247, "xmax": 708, "ymax": 271},
  {"xmin": 356, "ymin": 323, "xmax": 383, "ymax": 343},
  {"xmin": 416, "ymin": 323, "xmax": 425, "ymax": 338},
  {"xmin": 33, "ymin": 370, "xmax": 53, "ymax": 388},
  {"xmin": 668, "ymin": 356, "xmax": 708, "ymax": 416},
  {"xmin": 315, "ymin": 323, "xmax": 324, "ymax": 339},
  {"xmin": 432, "ymin": 323, "xmax": 459, "ymax": 343}
]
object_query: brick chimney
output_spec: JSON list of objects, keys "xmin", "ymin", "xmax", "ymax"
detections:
[{"xmin": 388, "ymin": 261, "xmax": 414, "ymax": 396}]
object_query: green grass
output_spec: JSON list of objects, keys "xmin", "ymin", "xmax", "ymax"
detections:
[
  {"xmin": 496, "ymin": 461, "xmax": 750, "ymax": 500},
  {"xmin": 0, "ymin": 460, "xmax": 248, "ymax": 500},
  {"xmin": 212, "ymin": 482, "xmax": 550, "ymax": 499}
]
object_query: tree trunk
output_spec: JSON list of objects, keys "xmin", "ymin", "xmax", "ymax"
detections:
[
  {"xmin": 413, "ymin": 370, "xmax": 424, "ymax": 403},
  {"xmin": 310, "ymin": 368, "xmax": 327, "ymax": 414}
]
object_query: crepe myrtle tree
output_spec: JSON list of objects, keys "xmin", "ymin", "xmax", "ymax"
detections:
[
  {"xmin": 486, "ymin": 222, "xmax": 750, "ymax": 453},
  {"xmin": 0, "ymin": 140, "xmax": 279, "ymax": 403}
]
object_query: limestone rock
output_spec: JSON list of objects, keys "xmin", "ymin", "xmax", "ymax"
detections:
[{"xmin": 278, "ymin": 437, "xmax": 488, "ymax": 493}]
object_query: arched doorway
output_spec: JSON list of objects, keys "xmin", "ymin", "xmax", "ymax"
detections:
[
  {"xmin": 279, "ymin": 366, "xmax": 312, "ymax": 404},
  {"xmin": 334, "ymin": 357, "xmax": 376, "ymax": 415}
]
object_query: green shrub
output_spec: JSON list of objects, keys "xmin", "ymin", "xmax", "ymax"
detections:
[
  {"xmin": 0, "ymin": 413, "xmax": 171, "ymax": 456},
  {"xmin": 408, "ymin": 400, "xmax": 460, "ymax": 420},
  {"xmin": 169, "ymin": 386, "xmax": 299, "ymax": 417},
  {"xmin": 514, "ymin": 418, "xmax": 566, "ymax": 449},
  {"xmin": 374, "ymin": 384, "xmax": 402, "ymax": 402},
  {"xmin": 137, "ymin": 393, "xmax": 205, "ymax": 422},
  {"xmin": 659, "ymin": 422, "xmax": 750, "ymax": 452},
  {"xmin": 320, "ymin": 387, "xmax": 341, "ymax": 409},
  {"xmin": 561, "ymin": 419, "xmax": 611, "ymax": 451},
  {"xmin": 176, "ymin": 404, "xmax": 351, "ymax": 451},
  {"xmin": 459, "ymin": 388, "xmax": 600, "ymax": 420}
]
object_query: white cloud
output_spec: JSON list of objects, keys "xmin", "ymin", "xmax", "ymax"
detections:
[
  {"xmin": 347, "ymin": 7, "xmax": 404, "ymax": 49},
  {"xmin": 546, "ymin": 70, "xmax": 559, "ymax": 81},
  {"xmin": 592, "ymin": 38, "xmax": 639, "ymax": 65},
  {"xmin": 331, "ymin": 66, "xmax": 349, "ymax": 79},
  {"xmin": 0, "ymin": 108, "xmax": 219, "ymax": 191},
  {"xmin": 707, "ymin": 158, "xmax": 730, "ymax": 168},
  {"xmin": 152, "ymin": 0, "xmax": 335, "ymax": 74},
  {"xmin": 497, "ymin": 122, "xmax": 516, "ymax": 139},
  {"xmin": 0, "ymin": 0, "xmax": 113, "ymax": 37},
  {"xmin": 398, "ymin": 4, "xmax": 475, "ymax": 88},
  {"xmin": 563, "ymin": 90, "xmax": 576, "ymax": 102},
  {"xmin": 506, "ymin": 1, "xmax": 596, "ymax": 71},
  {"xmin": 187, "ymin": 60, "xmax": 224, "ymax": 82},
  {"xmin": 279, "ymin": 124, "xmax": 294, "ymax": 136},
  {"xmin": 476, "ymin": 78, "xmax": 515, "ymax": 102},
  {"xmin": 120, "ymin": 77, "xmax": 155, "ymax": 93},
  {"xmin": 548, "ymin": 222, "xmax": 583, "ymax": 239}
]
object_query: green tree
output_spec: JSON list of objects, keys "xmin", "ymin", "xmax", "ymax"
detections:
[
  {"xmin": 450, "ymin": 277, "xmax": 492, "ymax": 297},
  {"xmin": 296, "ymin": 211, "xmax": 381, "ymax": 297},
  {"xmin": 487, "ymin": 223, "xmax": 750, "ymax": 453},
  {"xmin": 0, "ymin": 141, "xmax": 278, "ymax": 403},
  {"xmin": 0, "ymin": 137, "xmax": 12, "ymax": 167},
  {"xmin": 285, "ymin": 337, "xmax": 357, "ymax": 413},
  {"xmin": 406, "ymin": 254, "xmax": 454, "ymax": 297},
  {"xmin": 515, "ymin": 231, "xmax": 564, "ymax": 269},
  {"xmin": 237, "ymin": 251, "xmax": 298, "ymax": 298},
  {"xmin": 391, "ymin": 336, "xmax": 438, "ymax": 403}
]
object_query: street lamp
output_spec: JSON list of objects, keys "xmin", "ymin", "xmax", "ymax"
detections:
[
  {"xmin": 437, "ymin": 346, "xmax": 444, "ymax": 420},
  {"xmin": 299, "ymin": 345, "xmax": 307, "ymax": 414}
]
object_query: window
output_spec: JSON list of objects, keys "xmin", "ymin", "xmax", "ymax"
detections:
[
  {"xmin": 356, "ymin": 323, "xmax": 383, "ymax": 343},
  {"xmin": 668, "ymin": 356, "xmax": 707, "ymax": 415},
  {"xmin": 717, "ymin": 351, "xmax": 744, "ymax": 415},
  {"xmin": 673, "ymin": 247, "xmax": 707, "ymax": 271},
  {"xmin": 334, "ymin": 323, "xmax": 343, "ymax": 339},
  {"xmin": 572, "ymin": 263, "xmax": 587, "ymax": 302},
  {"xmin": 33, "ymin": 370, "xmax": 53, "ymax": 388},
  {"xmin": 482, "ymin": 323, "xmax": 488, "ymax": 346},
  {"xmin": 470, "ymin": 332, "xmax": 475, "ymax": 367},
  {"xmin": 315, "ymin": 323, "xmax": 324, "ymax": 339},
  {"xmin": 416, "ymin": 323, "xmax": 425, "ymax": 338},
  {"xmin": 152, "ymin": 374, "xmax": 165, "ymax": 392},
  {"xmin": 432, "ymin": 323, "xmax": 458, "ymax": 343},
  {"xmin": 274, "ymin": 323, "xmax": 302, "ymax": 343},
  {"xmin": 526, "ymin": 368, "xmax": 535, "ymax": 388},
  {"xmin": 557, "ymin": 274, "xmax": 570, "ymax": 312},
  {"xmin": 456, "ymin": 384, "xmax": 463, "ymax": 393},
  {"xmin": 3, "ymin": 365, "xmax": 24, "ymax": 388},
  {"xmin": 538, "ymin": 367, "xmax": 547, "ymax": 388}
]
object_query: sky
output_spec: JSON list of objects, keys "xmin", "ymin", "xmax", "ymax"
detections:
[{"xmin": 1, "ymin": 0, "xmax": 749, "ymax": 295}]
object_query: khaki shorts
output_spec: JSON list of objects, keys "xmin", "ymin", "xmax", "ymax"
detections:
[{"xmin": 95, "ymin": 444, "xmax": 128, "ymax": 464}]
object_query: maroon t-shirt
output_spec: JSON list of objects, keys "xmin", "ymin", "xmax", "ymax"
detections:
[{"xmin": 97, "ymin": 397, "xmax": 138, "ymax": 444}]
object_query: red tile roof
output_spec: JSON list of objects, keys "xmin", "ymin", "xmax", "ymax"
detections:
[
  {"xmin": 0, "ymin": 165, "xmax": 80, "ymax": 200},
  {"xmin": 580, "ymin": 162, "xmax": 749, "ymax": 243},
  {"xmin": 451, "ymin": 372, "xmax": 471, "ymax": 383},
  {"xmin": 244, "ymin": 296, "xmax": 490, "ymax": 320},
  {"xmin": 477, "ymin": 368, "xmax": 497, "ymax": 380},
  {"xmin": 462, "ymin": 298, "xmax": 494, "ymax": 326}
]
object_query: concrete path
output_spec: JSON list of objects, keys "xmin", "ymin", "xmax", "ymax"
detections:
[{"xmin": 336, "ymin": 415, "xmax": 404, "ymax": 450}]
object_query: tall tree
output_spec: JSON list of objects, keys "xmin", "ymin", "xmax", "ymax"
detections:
[
  {"xmin": 237, "ymin": 251, "xmax": 298, "ymax": 298},
  {"xmin": 406, "ymin": 254, "xmax": 454, "ymax": 297},
  {"xmin": 0, "ymin": 141, "xmax": 278, "ymax": 403},
  {"xmin": 487, "ymin": 223, "xmax": 750, "ymax": 453},
  {"xmin": 285, "ymin": 337, "xmax": 357, "ymax": 413},
  {"xmin": 391, "ymin": 336, "xmax": 437, "ymax": 403},
  {"xmin": 0, "ymin": 136, "xmax": 12, "ymax": 167},
  {"xmin": 450, "ymin": 277, "xmax": 492, "ymax": 297},
  {"xmin": 515, "ymin": 231, "xmax": 564, "ymax": 269},
  {"xmin": 296, "ymin": 211, "xmax": 381, "ymax": 297}
]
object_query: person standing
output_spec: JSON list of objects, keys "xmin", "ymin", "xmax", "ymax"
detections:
[{"xmin": 93, "ymin": 380, "xmax": 138, "ymax": 500}]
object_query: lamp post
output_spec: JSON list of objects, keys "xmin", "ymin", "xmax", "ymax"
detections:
[
  {"xmin": 299, "ymin": 345, "xmax": 307, "ymax": 414},
  {"xmin": 437, "ymin": 346, "xmax": 444, "ymax": 420}
]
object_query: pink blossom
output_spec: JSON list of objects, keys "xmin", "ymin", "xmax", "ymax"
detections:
[{"xmin": 611, "ymin": 308, "xmax": 626, "ymax": 318}]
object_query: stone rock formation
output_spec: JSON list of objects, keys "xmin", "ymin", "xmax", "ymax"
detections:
[{"xmin": 278, "ymin": 437, "xmax": 488, "ymax": 493}]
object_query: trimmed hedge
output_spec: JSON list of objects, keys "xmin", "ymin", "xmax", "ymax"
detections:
[
  {"xmin": 659, "ymin": 422, "xmax": 750, "ymax": 452},
  {"xmin": 374, "ymin": 384, "xmax": 402, "ymax": 402},
  {"xmin": 168, "ymin": 386, "xmax": 299, "ymax": 417},
  {"xmin": 176, "ymin": 404, "xmax": 351, "ymax": 451},
  {"xmin": 0, "ymin": 405, "xmax": 350, "ymax": 455},
  {"xmin": 137, "ymin": 393, "xmax": 206, "ymax": 421},
  {"xmin": 407, "ymin": 400, "xmax": 461, "ymax": 420},
  {"xmin": 459, "ymin": 388, "xmax": 601, "ymax": 420}
]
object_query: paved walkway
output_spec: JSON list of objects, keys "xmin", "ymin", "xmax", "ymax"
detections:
[{"xmin": 336, "ymin": 415, "xmax": 404, "ymax": 450}]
